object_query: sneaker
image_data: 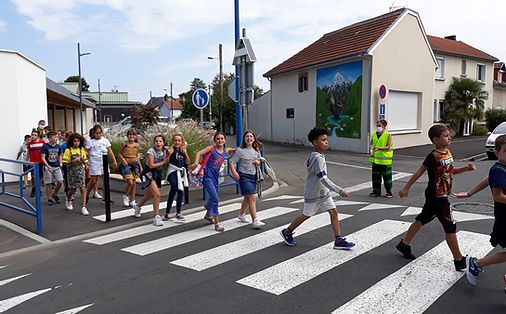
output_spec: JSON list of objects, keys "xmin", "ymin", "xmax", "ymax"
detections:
[
  {"xmin": 30, "ymin": 188, "xmax": 35, "ymax": 198},
  {"xmin": 396, "ymin": 240, "xmax": 416, "ymax": 260},
  {"xmin": 153, "ymin": 215, "xmax": 164, "ymax": 226},
  {"xmin": 122, "ymin": 194, "xmax": 130, "ymax": 207},
  {"xmin": 334, "ymin": 237, "xmax": 355, "ymax": 250},
  {"xmin": 214, "ymin": 224, "xmax": 225, "ymax": 232},
  {"xmin": 52, "ymin": 194, "xmax": 61, "ymax": 203},
  {"xmin": 65, "ymin": 199, "xmax": 73, "ymax": 211},
  {"xmin": 47, "ymin": 199, "xmax": 54, "ymax": 206},
  {"xmin": 280, "ymin": 228, "xmax": 296, "ymax": 246},
  {"xmin": 237, "ymin": 214, "xmax": 250, "ymax": 223},
  {"xmin": 93, "ymin": 191, "xmax": 102, "ymax": 199},
  {"xmin": 454, "ymin": 256, "xmax": 467, "ymax": 272},
  {"xmin": 129, "ymin": 200, "xmax": 137, "ymax": 207},
  {"xmin": 163, "ymin": 213, "xmax": 173, "ymax": 221},
  {"xmin": 466, "ymin": 256, "xmax": 482, "ymax": 286},
  {"xmin": 175, "ymin": 213, "xmax": 185, "ymax": 221},
  {"xmin": 81, "ymin": 207, "xmax": 89, "ymax": 216},
  {"xmin": 384, "ymin": 192, "xmax": 393, "ymax": 198},
  {"xmin": 369, "ymin": 192, "xmax": 380, "ymax": 197},
  {"xmin": 251, "ymin": 219, "xmax": 265, "ymax": 229},
  {"xmin": 132, "ymin": 204, "xmax": 142, "ymax": 218}
]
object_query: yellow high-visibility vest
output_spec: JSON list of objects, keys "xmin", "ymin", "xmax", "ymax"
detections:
[{"xmin": 368, "ymin": 131, "xmax": 393, "ymax": 165}]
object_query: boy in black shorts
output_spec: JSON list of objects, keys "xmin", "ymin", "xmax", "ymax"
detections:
[{"xmin": 397, "ymin": 124, "xmax": 475, "ymax": 271}]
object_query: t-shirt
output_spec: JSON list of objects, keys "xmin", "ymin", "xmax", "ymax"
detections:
[
  {"xmin": 41, "ymin": 143, "xmax": 62, "ymax": 167},
  {"xmin": 86, "ymin": 138, "xmax": 111, "ymax": 162},
  {"xmin": 169, "ymin": 147, "xmax": 186, "ymax": 168},
  {"xmin": 422, "ymin": 149, "xmax": 454, "ymax": 200},
  {"xmin": 230, "ymin": 147, "xmax": 261, "ymax": 175},
  {"xmin": 146, "ymin": 147, "xmax": 167, "ymax": 169},
  {"xmin": 27, "ymin": 139, "xmax": 45, "ymax": 163},
  {"xmin": 488, "ymin": 162, "xmax": 506, "ymax": 247},
  {"xmin": 62, "ymin": 147, "xmax": 88, "ymax": 165},
  {"xmin": 19, "ymin": 144, "xmax": 28, "ymax": 162}
]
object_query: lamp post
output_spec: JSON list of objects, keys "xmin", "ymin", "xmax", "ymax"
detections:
[
  {"xmin": 208, "ymin": 43, "xmax": 223, "ymax": 132},
  {"xmin": 77, "ymin": 42, "xmax": 91, "ymax": 134}
]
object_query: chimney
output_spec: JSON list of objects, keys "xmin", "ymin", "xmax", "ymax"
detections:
[{"xmin": 444, "ymin": 35, "xmax": 457, "ymax": 41}]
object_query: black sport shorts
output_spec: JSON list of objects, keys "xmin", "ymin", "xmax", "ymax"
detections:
[{"xmin": 415, "ymin": 198, "xmax": 457, "ymax": 234}]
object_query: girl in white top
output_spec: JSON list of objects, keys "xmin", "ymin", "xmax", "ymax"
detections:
[{"xmin": 85, "ymin": 125, "xmax": 117, "ymax": 203}]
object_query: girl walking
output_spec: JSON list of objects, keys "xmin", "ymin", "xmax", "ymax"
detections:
[
  {"xmin": 62, "ymin": 133, "xmax": 89, "ymax": 215},
  {"xmin": 118, "ymin": 128, "xmax": 143, "ymax": 207},
  {"xmin": 133, "ymin": 135, "xmax": 169, "ymax": 226},
  {"xmin": 191, "ymin": 132, "xmax": 236, "ymax": 232},
  {"xmin": 164, "ymin": 133, "xmax": 190, "ymax": 221},
  {"xmin": 230, "ymin": 130, "xmax": 265, "ymax": 229}
]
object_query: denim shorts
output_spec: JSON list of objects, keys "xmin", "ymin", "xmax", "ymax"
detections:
[{"xmin": 239, "ymin": 172, "xmax": 256, "ymax": 196}]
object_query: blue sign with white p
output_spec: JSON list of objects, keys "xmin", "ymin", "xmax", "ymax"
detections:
[{"xmin": 192, "ymin": 88, "xmax": 209, "ymax": 109}]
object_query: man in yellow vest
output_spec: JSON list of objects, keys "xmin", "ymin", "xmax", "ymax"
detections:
[{"xmin": 369, "ymin": 119, "xmax": 393, "ymax": 198}]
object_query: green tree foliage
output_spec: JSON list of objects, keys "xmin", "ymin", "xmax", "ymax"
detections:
[
  {"xmin": 131, "ymin": 104, "xmax": 159, "ymax": 132},
  {"xmin": 64, "ymin": 75, "xmax": 90, "ymax": 92},
  {"xmin": 443, "ymin": 77, "xmax": 488, "ymax": 136},
  {"xmin": 179, "ymin": 78, "xmax": 208, "ymax": 120},
  {"xmin": 485, "ymin": 108, "xmax": 506, "ymax": 131}
]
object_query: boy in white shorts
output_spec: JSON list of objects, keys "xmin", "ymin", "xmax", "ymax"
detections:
[
  {"xmin": 41, "ymin": 131, "xmax": 64, "ymax": 205},
  {"xmin": 280, "ymin": 127, "xmax": 355, "ymax": 249}
]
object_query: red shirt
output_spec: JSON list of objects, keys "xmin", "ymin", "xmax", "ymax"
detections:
[{"xmin": 27, "ymin": 140, "xmax": 45, "ymax": 163}]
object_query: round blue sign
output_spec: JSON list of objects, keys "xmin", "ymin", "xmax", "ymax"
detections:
[
  {"xmin": 379, "ymin": 85, "xmax": 387, "ymax": 99},
  {"xmin": 192, "ymin": 88, "xmax": 209, "ymax": 109}
]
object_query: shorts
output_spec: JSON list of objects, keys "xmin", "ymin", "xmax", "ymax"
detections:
[
  {"xmin": 415, "ymin": 198, "xmax": 457, "ymax": 234},
  {"xmin": 141, "ymin": 168, "xmax": 162, "ymax": 189},
  {"xmin": 43, "ymin": 166, "xmax": 63, "ymax": 184},
  {"xmin": 120, "ymin": 161, "xmax": 141, "ymax": 180},
  {"xmin": 302, "ymin": 196, "xmax": 336, "ymax": 217},
  {"xmin": 30, "ymin": 163, "xmax": 44, "ymax": 179},
  {"xmin": 22, "ymin": 164, "xmax": 30, "ymax": 173},
  {"xmin": 239, "ymin": 172, "xmax": 257, "ymax": 195}
]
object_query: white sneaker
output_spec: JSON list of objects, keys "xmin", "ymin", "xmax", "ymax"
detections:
[
  {"xmin": 93, "ymin": 191, "xmax": 102, "ymax": 199},
  {"xmin": 65, "ymin": 199, "xmax": 73, "ymax": 211},
  {"xmin": 70, "ymin": 194, "xmax": 76, "ymax": 201},
  {"xmin": 81, "ymin": 207, "xmax": 89, "ymax": 216},
  {"xmin": 122, "ymin": 194, "xmax": 130, "ymax": 207},
  {"xmin": 251, "ymin": 219, "xmax": 265, "ymax": 229},
  {"xmin": 133, "ymin": 204, "xmax": 142, "ymax": 218},
  {"xmin": 237, "ymin": 214, "xmax": 250, "ymax": 223},
  {"xmin": 153, "ymin": 215, "xmax": 164, "ymax": 226},
  {"xmin": 129, "ymin": 200, "xmax": 137, "ymax": 207}
]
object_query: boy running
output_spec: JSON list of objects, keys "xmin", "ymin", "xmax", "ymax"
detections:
[
  {"xmin": 397, "ymin": 124, "xmax": 475, "ymax": 271},
  {"xmin": 280, "ymin": 127, "xmax": 355, "ymax": 249}
]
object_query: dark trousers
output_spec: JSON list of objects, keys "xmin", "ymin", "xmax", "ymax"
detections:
[
  {"xmin": 372, "ymin": 163, "xmax": 392, "ymax": 194},
  {"xmin": 166, "ymin": 172, "xmax": 184, "ymax": 214}
]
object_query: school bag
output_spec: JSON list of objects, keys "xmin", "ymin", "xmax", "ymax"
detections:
[{"xmin": 188, "ymin": 150, "xmax": 212, "ymax": 188}]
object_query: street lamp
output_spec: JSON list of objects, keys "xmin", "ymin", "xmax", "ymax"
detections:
[
  {"xmin": 208, "ymin": 43, "xmax": 223, "ymax": 132},
  {"xmin": 78, "ymin": 42, "xmax": 91, "ymax": 134}
]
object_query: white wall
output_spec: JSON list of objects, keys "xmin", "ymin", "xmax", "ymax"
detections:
[{"xmin": 248, "ymin": 91, "xmax": 272, "ymax": 140}]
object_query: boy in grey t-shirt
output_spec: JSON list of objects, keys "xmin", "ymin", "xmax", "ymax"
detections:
[{"xmin": 280, "ymin": 127, "xmax": 355, "ymax": 249}]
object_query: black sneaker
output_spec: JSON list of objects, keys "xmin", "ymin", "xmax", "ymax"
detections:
[
  {"xmin": 30, "ymin": 188, "xmax": 35, "ymax": 198},
  {"xmin": 454, "ymin": 256, "xmax": 467, "ymax": 271},
  {"xmin": 47, "ymin": 199, "xmax": 54, "ymax": 206},
  {"xmin": 52, "ymin": 194, "xmax": 60, "ymax": 204},
  {"xmin": 396, "ymin": 240, "xmax": 416, "ymax": 260},
  {"xmin": 280, "ymin": 228, "xmax": 296, "ymax": 246}
]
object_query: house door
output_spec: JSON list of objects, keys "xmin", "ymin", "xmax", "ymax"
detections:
[{"xmin": 463, "ymin": 120, "xmax": 473, "ymax": 136}]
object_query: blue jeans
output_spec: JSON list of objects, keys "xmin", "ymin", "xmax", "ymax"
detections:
[
  {"xmin": 203, "ymin": 177, "xmax": 219, "ymax": 217},
  {"xmin": 166, "ymin": 171, "xmax": 184, "ymax": 214}
]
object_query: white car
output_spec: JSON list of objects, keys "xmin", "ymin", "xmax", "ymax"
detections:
[{"xmin": 485, "ymin": 121, "xmax": 506, "ymax": 159}]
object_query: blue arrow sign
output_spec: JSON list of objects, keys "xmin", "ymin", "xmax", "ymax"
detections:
[{"xmin": 192, "ymin": 88, "xmax": 209, "ymax": 109}]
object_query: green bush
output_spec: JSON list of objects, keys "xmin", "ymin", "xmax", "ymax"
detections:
[
  {"xmin": 485, "ymin": 108, "xmax": 506, "ymax": 131},
  {"xmin": 472, "ymin": 124, "xmax": 488, "ymax": 136}
]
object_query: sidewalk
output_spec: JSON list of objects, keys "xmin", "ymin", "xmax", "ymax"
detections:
[{"xmin": 394, "ymin": 135, "xmax": 487, "ymax": 160}]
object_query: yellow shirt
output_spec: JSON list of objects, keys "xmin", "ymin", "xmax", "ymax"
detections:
[{"xmin": 63, "ymin": 147, "xmax": 88, "ymax": 165}]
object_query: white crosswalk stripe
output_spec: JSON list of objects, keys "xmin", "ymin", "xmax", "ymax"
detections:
[
  {"xmin": 92, "ymin": 201, "xmax": 174, "ymax": 222},
  {"xmin": 236, "ymin": 219, "xmax": 410, "ymax": 295},
  {"xmin": 0, "ymin": 273, "xmax": 30, "ymax": 287},
  {"xmin": 53, "ymin": 303, "xmax": 94, "ymax": 314},
  {"xmin": 122, "ymin": 206, "xmax": 298, "ymax": 256},
  {"xmin": 171, "ymin": 213, "xmax": 353, "ymax": 271},
  {"xmin": 334, "ymin": 230, "xmax": 493, "ymax": 314},
  {"xmin": 0, "ymin": 286, "xmax": 57, "ymax": 313}
]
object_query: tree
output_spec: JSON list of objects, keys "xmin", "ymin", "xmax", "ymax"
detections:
[
  {"xmin": 131, "ymin": 104, "xmax": 159, "ymax": 132},
  {"xmin": 442, "ymin": 77, "xmax": 488, "ymax": 136},
  {"xmin": 179, "ymin": 78, "xmax": 208, "ymax": 120},
  {"xmin": 64, "ymin": 75, "xmax": 90, "ymax": 92}
]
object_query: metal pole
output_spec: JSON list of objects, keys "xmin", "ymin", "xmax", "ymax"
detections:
[
  {"xmin": 209, "ymin": 84, "xmax": 212, "ymax": 123},
  {"xmin": 200, "ymin": 109, "xmax": 204, "ymax": 126},
  {"xmin": 103, "ymin": 154, "xmax": 111, "ymax": 222},
  {"xmin": 78, "ymin": 43, "xmax": 83, "ymax": 134},
  {"xmin": 170, "ymin": 82, "xmax": 173, "ymax": 122},
  {"xmin": 219, "ymin": 43, "xmax": 223, "ymax": 132},
  {"xmin": 98, "ymin": 79, "xmax": 102, "ymax": 123},
  {"xmin": 234, "ymin": 0, "xmax": 242, "ymax": 145}
]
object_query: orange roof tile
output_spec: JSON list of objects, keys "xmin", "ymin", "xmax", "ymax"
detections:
[{"xmin": 427, "ymin": 35, "xmax": 498, "ymax": 62}]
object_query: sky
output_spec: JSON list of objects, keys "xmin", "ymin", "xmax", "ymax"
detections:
[{"xmin": 1, "ymin": 0, "xmax": 504, "ymax": 104}]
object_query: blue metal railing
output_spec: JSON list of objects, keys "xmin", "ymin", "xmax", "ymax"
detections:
[{"xmin": 0, "ymin": 158, "xmax": 42, "ymax": 234}]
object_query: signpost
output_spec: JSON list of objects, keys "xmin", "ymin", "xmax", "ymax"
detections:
[{"xmin": 192, "ymin": 88, "xmax": 210, "ymax": 126}]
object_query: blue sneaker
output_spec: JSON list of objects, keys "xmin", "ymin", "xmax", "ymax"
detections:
[
  {"xmin": 334, "ymin": 237, "xmax": 355, "ymax": 250},
  {"xmin": 280, "ymin": 228, "xmax": 296, "ymax": 246},
  {"xmin": 466, "ymin": 256, "xmax": 482, "ymax": 286}
]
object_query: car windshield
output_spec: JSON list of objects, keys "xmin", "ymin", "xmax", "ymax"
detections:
[{"xmin": 493, "ymin": 124, "xmax": 506, "ymax": 134}]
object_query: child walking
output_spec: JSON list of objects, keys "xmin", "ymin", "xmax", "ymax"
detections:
[
  {"xmin": 27, "ymin": 129, "xmax": 45, "ymax": 198},
  {"xmin": 41, "ymin": 131, "xmax": 64, "ymax": 205},
  {"xmin": 191, "ymin": 132, "xmax": 236, "ymax": 232},
  {"xmin": 16, "ymin": 135, "xmax": 31, "ymax": 189},
  {"xmin": 164, "ymin": 133, "xmax": 190, "ymax": 221},
  {"xmin": 62, "ymin": 133, "xmax": 89, "ymax": 215},
  {"xmin": 397, "ymin": 124, "xmax": 475, "ymax": 271},
  {"xmin": 85, "ymin": 125, "xmax": 117, "ymax": 202},
  {"xmin": 230, "ymin": 130, "xmax": 265, "ymax": 229},
  {"xmin": 118, "ymin": 128, "xmax": 143, "ymax": 207},
  {"xmin": 132, "ymin": 135, "xmax": 169, "ymax": 226},
  {"xmin": 280, "ymin": 127, "xmax": 355, "ymax": 249}
]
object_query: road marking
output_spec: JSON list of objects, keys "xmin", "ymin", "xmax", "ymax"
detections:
[
  {"xmin": 263, "ymin": 195, "xmax": 302, "ymax": 201},
  {"xmin": 54, "ymin": 303, "xmax": 94, "ymax": 314},
  {"xmin": 401, "ymin": 206, "xmax": 422, "ymax": 216},
  {"xmin": 335, "ymin": 200, "xmax": 369, "ymax": 206},
  {"xmin": 326, "ymin": 161, "xmax": 373, "ymax": 170},
  {"xmin": 237, "ymin": 219, "xmax": 410, "ymax": 295},
  {"xmin": 0, "ymin": 219, "xmax": 51, "ymax": 244},
  {"xmin": 0, "ymin": 287, "xmax": 55, "ymax": 312},
  {"xmin": 358, "ymin": 203, "xmax": 404, "ymax": 211},
  {"xmin": 0, "ymin": 273, "xmax": 31, "ymax": 287},
  {"xmin": 400, "ymin": 207, "xmax": 494, "ymax": 222},
  {"xmin": 92, "ymin": 201, "xmax": 174, "ymax": 222},
  {"xmin": 0, "ymin": 266, "xmax": 6, "ymax": 269},
  {"xmin": 333, "ymin": 231, "xmax": 493, "ymax": 314},
  {"xmin": 122, "ymin": 206, "xmax": 298, "ymax": 256},
  {"xmin": 171, "ymin": 214, "xmax": 353, "ymax": 271},
  {"xmin": 84, "ymin": 203, "xmax": 242, "ymax": 245}
]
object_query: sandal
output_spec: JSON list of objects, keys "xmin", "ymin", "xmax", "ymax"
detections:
[
  {"xmin": 204, "ymin": 213, "xmax": 213, "ymax": 224},
  {"xmin": 214, "ymin": 224, "xmax": 225, "ymax": 232}
]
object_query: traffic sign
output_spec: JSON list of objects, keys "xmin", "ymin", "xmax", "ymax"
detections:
[
  {"xmin": 379, "ymin": 85, "xmax": 387, "ymax": 99},
  {"xmin": 192, "ymin": 88, "xmax": 209, "ymax": 109},
  {"xmin": 379, "ymin": 103, "xmax": 385, "ymax": 115},
  {"xmin": 227, "ymin": 78, "xmax": 237, "ymax": 101}
]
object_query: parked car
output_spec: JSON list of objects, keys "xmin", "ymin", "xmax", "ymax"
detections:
[{"xmin": 485, "ymin": 121, "xmax": 506, "ymax": 159}]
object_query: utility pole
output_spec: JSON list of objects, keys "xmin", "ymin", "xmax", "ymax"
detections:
[
  {"xmin": 98, "ymin": 79, "xmax": 102, "ymax": 123},
  {"xmin": 219, "ymin": 43, "xmax": 223, "ymax": 132},
  {"xmin": 77, "ymin": 43, "xmax": 90, "ymax": 134},
  {"xmin": 170, "ymin": 82, "xmax": 173, "ymax": 122},
  {"xmin": 209, "ymin": 84, "xmax": 212, "ymax": 123}
]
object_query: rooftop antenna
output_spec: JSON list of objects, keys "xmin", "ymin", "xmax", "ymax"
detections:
[
  {"xmin": 389, "ymin": 2, "xmax": 407, "ymax": 11},
  {"xmin": 112, "ymin": 85, "xmax": 120, "ymax": 92}
]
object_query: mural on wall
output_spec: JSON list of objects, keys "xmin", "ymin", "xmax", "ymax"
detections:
[{"xmin": 316, "ymin": 60, "xmax": 362, "ymax": 139}]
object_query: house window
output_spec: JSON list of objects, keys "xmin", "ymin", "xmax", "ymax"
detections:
[
  {"xmin": 388, "ymin": 90, "xmax": 420, "ymax": 131},
  {"xmin": 298, "ymin": 72, "xmax": 308, "ymax": 92},
  {"xmin": 433, "ymin": 99, "xmax": 447, "ymax": 122},
  {"xmin": 104, "ymin": 115, "xmax": 112, "ymax": 123},
  {"xmin": 286, "ymin": 108, "xmax": 295, "ymax": 119},
  {"xmin": 498, "ymin": 71, "xmax": 503, "ymax": 83},
  {"xmin": 435, "ymin": 57, "xmax": 445, "ymax": 79},
  {"xmin": 477, "ymin": 64, "xmax": 486, "ymax": 82},
  {"xmin": 461, "ymin": 59, "xmax": 466, "ymax": 77}
]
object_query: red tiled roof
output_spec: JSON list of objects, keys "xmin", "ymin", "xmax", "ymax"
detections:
[
  {"xmin": 264, "ymin": 8, "xmax": 407, "ymax": 77},
  {"xmin": 427, "ymin": 35, "xmax": 498, "ymax": 62},
  {"xmin": 164, "ymin": 98, "xmax": 183, "ymax": 110}
]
